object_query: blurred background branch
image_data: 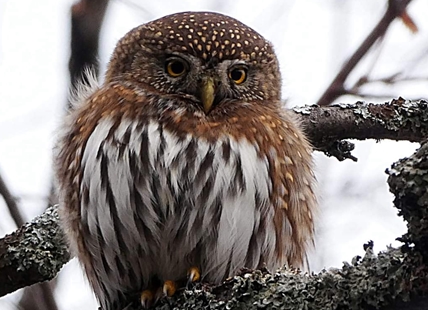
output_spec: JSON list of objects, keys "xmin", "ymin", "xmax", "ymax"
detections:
[
  {"xmin": 317, "ymin": 0, "xmax": 414, "ymax": 106},
  {"xmin": 0, "ymin": 171, "xmax": 24, "ymax": 227},
  {"xmin": 69, "ymin": 0, "xmax": 109, "ymax": 99}
]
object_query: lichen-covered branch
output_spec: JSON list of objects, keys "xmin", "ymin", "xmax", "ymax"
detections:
[
  {"xmin": 0, "ymin": 206, "xmax": 70, "ymax": 297},
  {"xmin": 129, "ymin": 245, "xmax": 426, "ymax": 310},
  {"xmin": 295, "ymin": 98, "xmax": 428, "ymax": 161},
  {"xmin": 388, "ymin": 140, "xmax": 428, "ymax": 256}
]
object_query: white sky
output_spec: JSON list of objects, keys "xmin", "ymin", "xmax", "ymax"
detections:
[{"xmin": 1, "ymin": 0, "xmax": 427, "ymax": 309}]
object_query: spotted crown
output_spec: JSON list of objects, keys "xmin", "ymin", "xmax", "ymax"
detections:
[{"xmin": 106, "ymin": 11, "xmax": 278, "ymax": 82}]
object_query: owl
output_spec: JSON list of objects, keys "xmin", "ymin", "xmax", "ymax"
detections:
[{"xmin": 55, "ymin": 11, "xmax": 316, "ymax": 310}]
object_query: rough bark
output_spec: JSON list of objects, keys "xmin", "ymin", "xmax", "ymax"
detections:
[
  {"xmin": 294, "ymin": 98, "xmax": 428, "ymax": 161},
  {"xmin": 0, "ymin": 206, "xmax": 70, "ymax": 297}
]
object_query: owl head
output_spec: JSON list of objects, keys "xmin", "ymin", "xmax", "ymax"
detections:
[{"xmin": 106, "ymin": 11, "xmax": 281, "ymax": 114}]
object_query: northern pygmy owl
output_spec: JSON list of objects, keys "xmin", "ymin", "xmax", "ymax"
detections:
[{"xmin": 55, "ymin": 11, "xmax": 316, "ymax": 310}]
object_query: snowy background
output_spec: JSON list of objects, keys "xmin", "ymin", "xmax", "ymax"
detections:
[{"xmin": 1, "ymin": 0, "xmax": 427, "ymax": 309}]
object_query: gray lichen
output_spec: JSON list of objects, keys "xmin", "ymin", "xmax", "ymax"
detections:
[
  {"xmin": 383, "ymin": 99, "xmax": 428, "ymax": 134},
  {"xmin": 12, "ymin": 207, "xmax": 68, "ymax": 273},
  {"xmin": 387, "ymin": 140, "xmax": 428, "ymax": 255},
  {"xmin": 292, "ymin": 104, "xmax": 316, "ymax": 115},
  {"xmin": 353, "ymin": 98, "xmax": 428, "ymax": 136},
  {"xmin": 0, "ymin": 205, "xmax": 70, "ymax": 296},
  {"xmin": 139, "ymin": 243, "xmax": 425, "ymax": 310}
]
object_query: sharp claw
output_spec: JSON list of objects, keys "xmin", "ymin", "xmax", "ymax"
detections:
[
  {"xmin": 141, "ymin": 271, "xmax": 198, "ymax": 307},
  {"xmin": 140, "ymin": 290, "xmax": 154, "ymax": 308},
  {"xmin": 162, "ymin": 280, "xmax": 177, "ymax": 297},
  {"xmin": 187, "ymin": 266, "xmax": 200, "ymax": 286}
]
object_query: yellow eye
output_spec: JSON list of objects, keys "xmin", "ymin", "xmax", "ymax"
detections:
[
  {"xmin": 229, "ymin": 67, "xmax": 247, "ymax": 84},
  {"xmin": 166, "ymin": 58, "xmax": 187, "ymax": 77}
]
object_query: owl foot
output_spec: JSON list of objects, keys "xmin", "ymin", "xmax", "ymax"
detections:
[
  {"xmin": 140, "ymin": 269, "xmax": 200, "ymax": 308},
  {"xmin": 140, "ymin": 281, "xmax": 177, "ymax": 308},
  {"xmin": 162, "ymin": 280, "xmax": 177, "ymax": 297},
  {"xmin": 140, "ymin": 289, "xmax": 154, "ymax": 308},
  {"xmin": 187, "ymin": 266, "xmax": 200, "ymax": 286}
]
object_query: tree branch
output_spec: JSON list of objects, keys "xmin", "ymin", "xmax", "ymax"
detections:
[
  {"xmin": 295, "ymin": 98, "xmax": 428, "ymax": 161},
  {"xmin": 120, "ymin": 245, "xmax": 428, "ymax": 310},
  {"xmin": 69, "ymin": 0, "xmax": 109, "ymax": 102},
  {"xmin": 317, "ymin": 0, "xmax": 414, "ymax": 106},
  {"xmin": 0, "ymin": 170, "xmax": 24, "ymax": 227},
  {"xmin": 0, "ymin": 206, "xmax": 70, "ymax": 297}
]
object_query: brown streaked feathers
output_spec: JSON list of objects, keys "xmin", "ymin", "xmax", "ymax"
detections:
[{"xmin": 55, "ymin": 11, "xmax": 316, "ymax": 310}]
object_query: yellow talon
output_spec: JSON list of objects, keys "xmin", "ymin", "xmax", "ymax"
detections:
[
  {"xmin": 140, "ymin": 289, "xmax": 154, "ymax": 308},
  {"xmin": 141, "ymin": 270, "xmax": 199, "ymax": 307},
  {"xmin": 187, "ymin": 266, "xmax": 200, "ymax": 283},
  {"xmin": 163, "ymin": 280, "xmax": 177, "ymax": 297}
]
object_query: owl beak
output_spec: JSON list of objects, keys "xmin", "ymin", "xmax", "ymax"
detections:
[{"xmin": 200, "ymin": 77, "xmax": 216, "ymax": 114}]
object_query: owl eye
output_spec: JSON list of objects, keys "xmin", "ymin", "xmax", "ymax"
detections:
[
  {"xmin": 165, "ymin": 58, "xmax": 188, "ymax": 77},
  {"xmin": 229, "ymin": 67, "xmax": 247, "ymax": 85}
]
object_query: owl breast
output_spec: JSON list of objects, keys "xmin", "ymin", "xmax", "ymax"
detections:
[{"xmin": 79, "ymin": 116, "xmax": 280, "ymax": 298}]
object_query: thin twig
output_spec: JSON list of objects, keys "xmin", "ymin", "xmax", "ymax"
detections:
[
  {"xmin": 0, "ymin": 170, "xmax": 24, "ymax": 227},
  {"xmin": 317, "ymin": 0, "xmax": 414, "ymax": 106}
]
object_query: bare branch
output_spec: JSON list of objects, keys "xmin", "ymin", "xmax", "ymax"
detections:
[
  {"xmin": 18, "ymin": 283, "xmax": 60, "ymax": 310},
  {"xmin": 69, "ymin": 0, "xmax": 109, "ymax": 100},
  {"xmin": 317, "ymin": 0, "xmax": 414, "ymax": 106},
  {"xmin": 0, "ymin": 170, "xmax": 24, "ymax": 227}
]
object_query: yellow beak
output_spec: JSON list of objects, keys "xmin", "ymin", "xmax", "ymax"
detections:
[{"xmin": 200, "ymin": 77, "xmax": 215, "ymax": 114}]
